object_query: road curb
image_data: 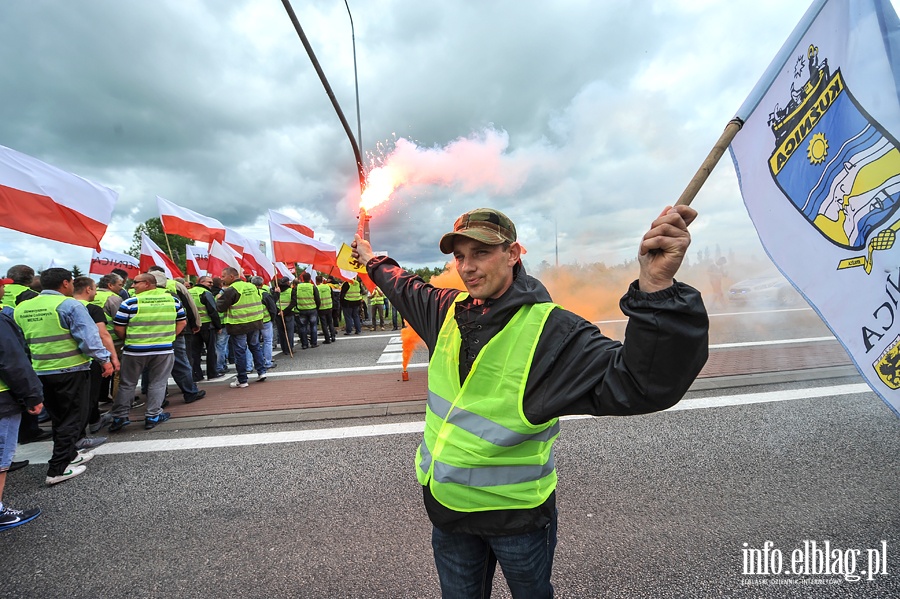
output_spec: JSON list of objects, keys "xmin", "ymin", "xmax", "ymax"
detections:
[{"xmin": 167, "ymin": 366, "xmax": 863, "ymax": 431}]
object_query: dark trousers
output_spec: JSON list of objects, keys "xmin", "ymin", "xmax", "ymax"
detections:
[
  {"xmin": 40, "ymin": 370, "xmax": 91, "ymax": 476},
  {"xmin": 86, "ymin": 360, "xmax": 103, "ymax": 430},
  {"xmin": 295, "ymin": 309, "xmax": 318, "ymax": 348},
  {"xmin": 171, "ymin": 335, "xmax": 200, "ymax": 399},
  {"xmin": 318, "ymin": 309, "xmax": 336, "ymax": 343},
  {"xmin": 191, "ymin": 324, "xmax": 218, "ymax": 379},
  {"xmin": 276, "ymin": 311, "xmax": 295, "ymax": 352},
  {"xmin": 17, "ymin": 411, "xmax": 43, "ymax": 443},
  {"xmin": 342, "ymin": 305, "xmax": 362, "ymax": 334}
]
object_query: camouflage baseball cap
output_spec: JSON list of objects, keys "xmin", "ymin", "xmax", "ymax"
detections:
[{"xmin": 439, "ymin": 208, "xmax": 517, "ymax": 254}]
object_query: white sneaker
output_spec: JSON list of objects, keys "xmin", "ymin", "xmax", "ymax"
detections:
[
  {"xmin": 69, "ymin": 451, "xmax": 94, "ymax": 466},
  {"xmin": 229, "ymin": 380, "xmax": 249, "ymax": 388},
  {"xmin": 46, "ymin": 464, "xmax": 87, "ymax": 486}
]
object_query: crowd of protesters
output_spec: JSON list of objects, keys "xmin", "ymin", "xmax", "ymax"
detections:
[{"xmin": 0, "ymin": 261, "xmax": 402, "ymax": 531}]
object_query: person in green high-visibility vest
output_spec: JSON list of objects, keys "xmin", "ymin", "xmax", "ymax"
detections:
[
  {"xmin": 109, "ymin": 273, "xmax": 186, "ymax": 433},
  {"xmin": 293, "ymin": 271, "xmax": 320, "ymax": 350},
  {"xmin": 14, "ymin": 268, "xmax": 115, "ymax": 485},
  {"xmin": 216, "ymin": 267, "xmax": 267, "ymax": 388},
  {"xmin": 352, "ymin": 206, "xmax": 709, "ymax": 598}
]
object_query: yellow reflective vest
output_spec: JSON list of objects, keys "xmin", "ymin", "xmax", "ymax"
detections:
[{"xmin": 416, "ymin": 294, "xmax": 559, "ymax": 512}]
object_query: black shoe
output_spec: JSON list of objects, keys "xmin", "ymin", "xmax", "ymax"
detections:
[
  {"xmin": 20, "ymin": 429, "xmax": 52, "ymax": 444},
  {"xmin": 144, "ymin": 412, "xmax": 171, "ymax": 430},
  {"xmin": 323, "ymin": 340, "xmax": 331, "ymax": 344},
  {"xmin": 268, "ymin": 362, "xmax": 277, "ymax": 370},
  {"xmin": 8, "ymin": 460, "xmax": 29, "ymax": 472},
  {"xmin": 161, "ymin": 399, "xmax": 170, "ymax": 409},
  {"xmin": 0, "ymin": 506, "xmax": 41, "ymax": 531},
  {"xmin": 109, "ymin": 417, "xmax": 131, "ymax": 432},
  {"xmin": 185, "ymin": 390, "xmax": 206, "ymax": 404}
]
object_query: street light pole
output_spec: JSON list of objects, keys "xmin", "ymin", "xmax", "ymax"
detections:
[
  {"xmin": 345, "ymin": 0, "xmax": 362, "ymax": 155},
  {"xmin": 280, "ymin": 0, "xmax": 366, "ymax": 195}
]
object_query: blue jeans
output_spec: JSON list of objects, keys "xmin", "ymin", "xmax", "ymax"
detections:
[
  {"xmin": 260, "ymin": 321, "xmax": 274, "ymax": 368},
  {"xmin": 0, "ymin": 413, "xmax": 22, "ymax": 470},
  {"xmin": 295, "ymin": 309, "xmax": 318, "ymax": 348},
  {"xmin": 171, "ymin": 335, "xmax": 200, "ymax": 398},
  {"xmin": 215, "ymin": 329, "xmax": 230, "ymax": 374},
  {"xmin": 233, "ymin": 329, "xmax": 266, "ymax": 384},
  {"xmin": 342, "ymin": 306, "xmax": 362, "ymax": 334},
  {"xmin": 431, "ymin": 512, "xmax": 557, "ymax": 599}
]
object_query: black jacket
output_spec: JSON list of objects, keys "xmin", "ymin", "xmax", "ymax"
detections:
[
  {"xmin": 0, "ymin": 307, "xmax": 43, "ymax": 418},
  {"xmin": 368, "ymin": 256, "xmax": 709, "ymax": 535},
  {"xmin": 260, "ymin": 288, "xmax": 278, "ymax": 322},
  {"xmin": 195, "ymin": 284, "xmax": 222, "ymax": 330}
]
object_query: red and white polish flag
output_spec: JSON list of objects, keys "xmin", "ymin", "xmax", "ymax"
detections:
[
  {"xmin": 274, "ymin": 261, "xmax": 295, "ymax": 282},
  {"xmin": 0, "ymin": 144, "xmax": 117, "ymax": 250},
  {"xmin": 185, "ymin": 245, "xmax": 209, "ymax": 277},
  {"xmin": 90, "ymin": 248, "xmax": 140, "ymax": 279},
  {"xmin": 268, "ymin": 209, "xmax": 314, "ymax": 238},
  {"xmin": 242, "ymin": 238, "xmax": 276, "ymax": 280},
  {"xmin": 206, "ymin": 240, "xmax": 242, "ymax": 278},
  {"xmin": 157, "ymin": 196, "xmax": 226, "ymax": 244},
  {"xmin": 269, "ymin": 220, "xmax": 337, "ymax": 267},
  {"xmin": 139, "ymin": 233, "xmax": 184, "ymax": 279}
]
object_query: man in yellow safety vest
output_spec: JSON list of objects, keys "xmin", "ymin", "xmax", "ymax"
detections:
[{"xmin": 352, "ymin": 206, "xmax": 708, "ymax": 597}]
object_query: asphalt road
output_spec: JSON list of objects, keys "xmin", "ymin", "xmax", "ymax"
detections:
[{"xmin": 2, "ymin": 306, "xmax": 898, "ymax": 598}]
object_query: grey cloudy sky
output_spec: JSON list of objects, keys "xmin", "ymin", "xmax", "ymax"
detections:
[{"xmin": 0, "ymin": 0, "xmax": 821, "ymax": 273}]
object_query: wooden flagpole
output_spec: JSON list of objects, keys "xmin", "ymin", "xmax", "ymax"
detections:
[{"xmin": 674, "ymin": 118, "xmax": 743, "ymax": 206}]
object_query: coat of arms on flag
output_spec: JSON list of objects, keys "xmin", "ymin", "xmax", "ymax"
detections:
[
  {"xmin": 767, "ymin": 44, "xmax": 900, "ymax": 273},
  {"xmin": 729, "ymin": 0, "xmax": 900, "ymax": 416}
]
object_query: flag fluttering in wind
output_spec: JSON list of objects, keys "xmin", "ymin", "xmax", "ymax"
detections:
[
  {"xmin": 729, "ymin": 0, "xmax": 900, "ymax": 416},
  {"xmin": 90, "ymin": 248, "xmax": 140, "ymax": 279},
  {"xmin": 269, "ymin": 221, "xmax": 337, "ymax": 267},
  {"xmin": 242, "ymin": 237, "xmax": 276, "ymax": 280},
  {"xmin": 139, "ymin": 233, "xmax": 184, "ymax": 279},
  {"xmin": 0, "ymin": 144, "xmax": 117, "ymax": 251},
  {"xmin": 268, "ymin": 209, "xmax": 315, "ymax": 238},
  {"xmin": 223, "ymin": 227, "xmax": 246, "ymax": 255},
  {"xmin": 185, "ymin": 245, "xmax": 209, "ymax": 277},
  {"xmin": 157, "ymin": 196, "xmax": 226, "ymax": 244},
  {"xmin": 275, "ymin": 261, "xmax": 296, "ymax": 282},
  {"xmin": 207, "ymin": 240, "xmax": 242, "ymax": 277}
]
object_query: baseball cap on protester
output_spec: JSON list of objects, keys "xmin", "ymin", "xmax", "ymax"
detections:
[
  {"xmin": 438, "ymin": 208, "xmax": 517, "ymax": 254},
  {"xmin": 0, "ymin": 278, "xmax": 12, "ymax": 285}
]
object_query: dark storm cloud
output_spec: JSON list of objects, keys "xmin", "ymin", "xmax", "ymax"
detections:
[{"xmin": 0, "ymin": 0, "xmax": 812, "ymax": 271}]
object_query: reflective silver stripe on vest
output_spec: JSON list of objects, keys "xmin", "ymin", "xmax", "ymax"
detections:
[
  {"xmin": 418, "ymin": 440, "xmax": 432, "ymax": 474},
  {"xmin": 419, "ymin": 439, "xmax": 556, "ymax": 487},
  {"xmin": 428, "ymin": 390, "xmax": 560, "ymax": 447},
  {"xmin": 433, "ymin": 453, "xmax": 555, "ymax": 487},
  {"xmin": 127, "ymin": 321, "xmax": 177, "ymax": 327},
  {"xmin": 30, "ymin": 349, "xmax": 83, "ymax": 360},
  {"xmin": 123, "ymin": 332, "xmax": 174, "ymax": 339},
  {"xmin": 27, "ymin": 334, "xmax": 74, "ymax": 344}
]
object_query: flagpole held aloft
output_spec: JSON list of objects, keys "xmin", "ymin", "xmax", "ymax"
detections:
[
  {"xmin": 674, "ymin": 118, "xmax": 743, "ymax": 206},
  {"xmin": 734, "ymin": 0, "xmax": 829, "ymax": 122}
]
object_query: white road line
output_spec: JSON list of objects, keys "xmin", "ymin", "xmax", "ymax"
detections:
[
  {"xmin": 204, "ymin": 335, "xmax": 837, "ymax": 381},
  {"xmin": 594, "ymin": 306, "xmax": 813, "ymax": 325},
  {"xmin": 710, "ymin": 336, "xmax": 835, "ymax": 349},
  {"xmin": 76, "ymin": 383, "xmax": 873, "ymax": 456}
]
